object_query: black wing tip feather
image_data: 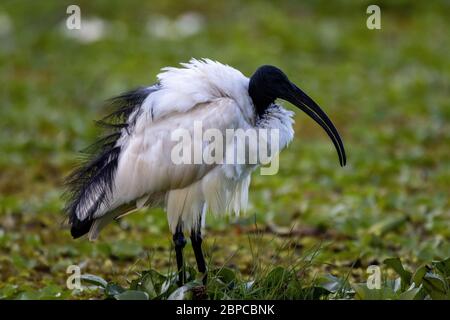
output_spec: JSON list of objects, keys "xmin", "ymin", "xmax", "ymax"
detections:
[
  {"xmin": 70, "ymin": 218, "xmax": 93, "ymax": 239},
  {"xmin": 63, "ymin": 85, "xmax": 159, "ymax": 237}
]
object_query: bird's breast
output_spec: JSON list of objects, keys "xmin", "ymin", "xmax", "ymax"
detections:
[{"xmin": 255, "ymin": 104, "xmax": 295, "ymax": 153}]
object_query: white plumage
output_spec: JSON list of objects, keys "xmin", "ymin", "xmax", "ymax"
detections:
[
  {"xmin": 66, "ymin": 58, "xmax": 345, "ymax": 285},
  {"xmin": 83, "ymin": 59, "xmax": 294, "ymax": 238}
]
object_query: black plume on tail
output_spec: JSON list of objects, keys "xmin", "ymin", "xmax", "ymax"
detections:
[{"xmin": 64, "ymin": 86, "xmax": 158, "ymax": 238}]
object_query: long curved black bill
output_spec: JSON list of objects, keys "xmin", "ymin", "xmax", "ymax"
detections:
[{"xmin": 284, "ymin": 83, "xmax": 346, "ymax": 167}]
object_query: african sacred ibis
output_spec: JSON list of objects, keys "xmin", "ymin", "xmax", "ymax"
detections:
[{"xmin": 65, "ymin": 58, "xmax": 346, "ymax": 285}]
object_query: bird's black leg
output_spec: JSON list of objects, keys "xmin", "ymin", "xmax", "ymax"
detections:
[
  {"xmin": 173, "ymin": 225, "xmax": 186, "ymax": 286},
  {"xmin": 191, "ymin": 228, "xmax": 207, "ymax": 285}
]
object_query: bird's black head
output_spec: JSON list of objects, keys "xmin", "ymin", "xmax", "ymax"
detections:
[
  {"xmin": 249, "ymin": 65, "xmax": 290, "ymax": 114},
  {"xmin": 249, "ymin": 65, "xmax": 347, "ymax": 166}
]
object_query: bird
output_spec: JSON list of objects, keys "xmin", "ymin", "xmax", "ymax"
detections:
[{"xmin": 64, "ymin": 58, "xmax": 346, "ymax": 286}]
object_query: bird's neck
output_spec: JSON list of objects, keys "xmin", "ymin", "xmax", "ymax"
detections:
[
  {"xmin": 256, "ymin": 104, "xmax": 295, "ymax": 151},
  {"xmin": 248, "ymin": 77, "xmax": 274, "ymax": 117},
  {"xmin": 252, "ymin": 97, "xmax": 274, "ymax": 117}
]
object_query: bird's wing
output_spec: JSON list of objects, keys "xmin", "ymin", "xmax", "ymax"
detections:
[
  {"xmin": 64, "ymin": 86, "xmax": 159, "ymax": 238},
  {"xmin": 67, "ymin": 95, "xmax": 252, "ymax": 237},
  {"xmin": 102, "ymin": 97, "xmax": 251, "ymax": 216},
  {"xmin": 65, "ymin": 59, "xmax": 254, "ymax": 239}
]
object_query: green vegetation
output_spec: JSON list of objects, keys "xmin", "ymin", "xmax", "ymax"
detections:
[{"xmin": 0, "ymin": 1, "xmax": 448, "ymax": 300}]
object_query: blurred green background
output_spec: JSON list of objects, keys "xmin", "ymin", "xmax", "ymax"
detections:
[{"xmin": 0, "ymin": 0, "xmax": 449, "ymax": 299}]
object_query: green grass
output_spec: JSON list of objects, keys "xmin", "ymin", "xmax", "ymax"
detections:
[{"xmin": 0, "ymin": 0, "xmax": 449, "ymax": 300}]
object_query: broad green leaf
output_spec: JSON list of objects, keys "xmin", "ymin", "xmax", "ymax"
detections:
[
  {"xmin": 135, "ymin": 269, "xmax": 167, "ymax": 298},
  {"xmin": 114, "ymin": 290, "xmax": 149, "ymax": 300},
  {"xmin": 384, "ymin": 258, "xmax": 412, "ymax": 289},
  {"xmin": 167, "ymin": 282, "xmax": 198, "ymax": 300},
  {"xmin": 398, "ymin": 287, "xmax": 421, "ymax": 300},
  {"xmin": 316, "ymin": 274, "xmax": 348, "ymax": 293},
  {"xmin": 422, "ymin": 273, "xmax": 449, "ymax": 300},
  {"xmin": 160, "ymin": 273, "xmax": 179, "ymax": 296},
  {"xmin": 412, "ymin": 265, "xmax": 428, "ymax": 286},
  {"xmin": 105, "ymin": 283, "xmax": 125, "ymax": 298},
  {"xmin": 80, "ymin": 274, "xmax": 108, "ymax": 288},
  {"xmin": 352, "ymin": 283, "xmax": 396, "ymax": 300},
  {"xmin": 384, "ymin": 278, "xmax": 401, "ymax": 292},
  {"xmin": 432, "ymin": 258, "xmax": 450, "ymax": 276}
]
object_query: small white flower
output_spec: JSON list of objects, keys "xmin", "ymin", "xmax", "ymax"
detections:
[
  {"xmin": 175, "ymin": 12, "xmax": 204, "ymax": 37},
  {"xmin": 0, "ymin": 12, "xmax": 13, "ymax": 36},
  {"xmin": 146, "ymin": 15, "xmax": 172, "ymax": 39},
  {"xmin": 62, "ymin": 17, "xmax": 107, "ymax": 43},
  {"xmin": 147, "ymin": 12, "xmax": 204, "ymax": 39}
]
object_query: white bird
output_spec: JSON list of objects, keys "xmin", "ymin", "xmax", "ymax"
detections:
[{"xmin": 65, "ymin": 58, "xmax": 346, "ymax": 285}]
